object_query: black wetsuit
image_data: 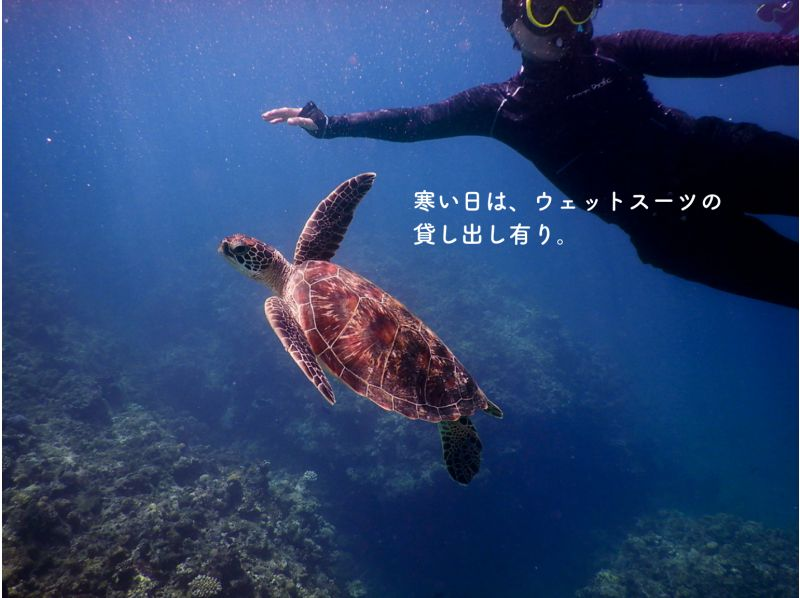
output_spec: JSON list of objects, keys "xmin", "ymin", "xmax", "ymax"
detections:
[{"xmin": 300, "ymin": 30, "xmax": 799, "ymax": 307}]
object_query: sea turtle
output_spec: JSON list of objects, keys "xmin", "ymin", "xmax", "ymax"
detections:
[{"xmin": 219, "ymin": 173, "xmax": 502, "ymax": 484}]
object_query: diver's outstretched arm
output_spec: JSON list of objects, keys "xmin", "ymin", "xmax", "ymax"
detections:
[
  {"xmin": 596, "ymin": 30, "xmax": 798, "ymax": 78},
  {"xmin": 261, "ymin": 107, "xmax": 317, "ymax": 131},
  {"xmin": 261, "ymin": 84, "xmax": 507, "ymax": 143}
]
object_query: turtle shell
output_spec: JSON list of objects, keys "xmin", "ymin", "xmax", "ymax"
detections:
[{"xmin": 284, "ymin": 260, "xmax": 487, "ymax": 423}]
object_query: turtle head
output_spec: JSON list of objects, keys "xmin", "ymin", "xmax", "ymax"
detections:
[{"xmin": 219, "ymin": 233, "xmax": 290, "ymax": 294}]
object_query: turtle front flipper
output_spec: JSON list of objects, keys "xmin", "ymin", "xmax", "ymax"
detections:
[
  {"xmin": 293, "ymin": 173, "xmax": 376, "ymax": 264},
  {"xmin": 264, "ymin": 296, "xmax": 335, "ymax": 405},
  {"xmin": 438, "ymin": 417, "xmax": 483, "ymax": 485}
]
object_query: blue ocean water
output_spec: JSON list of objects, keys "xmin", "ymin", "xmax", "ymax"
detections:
[{"xmin": 3, "ymin": 1, "xmax": 798, "ymax": 597}]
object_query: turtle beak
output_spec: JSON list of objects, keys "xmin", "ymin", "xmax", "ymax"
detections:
[{"xmin": 219, "ymin": 240, "xmax": 233, "ymax": 258}]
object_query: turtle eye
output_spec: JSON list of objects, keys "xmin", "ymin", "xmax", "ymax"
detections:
[{"xmin": 231, "ymin": 245, "xmax": 249, "ymax": 256}]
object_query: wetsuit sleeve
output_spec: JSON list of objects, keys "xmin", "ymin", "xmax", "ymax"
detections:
[
  {"xmin": 595, "ymin": 30, "xmax": 798, "ymax": 77},
  {"xmin": 297, "ymin": 84, "xmax": 506, "ymax": 142}
]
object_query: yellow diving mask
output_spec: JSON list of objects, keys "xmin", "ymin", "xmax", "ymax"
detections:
[{"xmin": 525, "ymin": 0, "xmax": 601, "ymax": 29}]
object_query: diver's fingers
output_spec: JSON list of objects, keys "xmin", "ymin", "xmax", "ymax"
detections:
[
  {"xmin": 262, "ymin": 107, "xmax": 302, "ymax": 122},
  {"xmin": 286, "ymin": 117, "xmax": 318, "ymax": 131}
]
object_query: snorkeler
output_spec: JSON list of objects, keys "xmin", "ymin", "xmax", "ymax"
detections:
[
  {"xmin": 263, "ymin": 0, "xmax": 799, "ymax": 308},
  {"xmin": 757, "ymin": 0, "xmax": 798, "ymax": 35}
]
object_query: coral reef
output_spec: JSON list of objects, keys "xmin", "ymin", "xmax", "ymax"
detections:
[
  {"xmin": 2, "ymin": 403, "xmax": 348, "ymax": 597},
  {"xmin": 576, "ymin": 510, "xmax": 798, "ymax": 598},
  {"xmin": 188, "ymin": 574, "xmax": 223, "ymax": 597},
  {"xmin": 2, "ymin": 273, "xmax": 356, "ymax": 597}
]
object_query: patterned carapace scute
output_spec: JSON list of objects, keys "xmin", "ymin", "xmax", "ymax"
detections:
[{"xmin": 286, "ymin": 260, "xmax": 487, "ymax": 423}]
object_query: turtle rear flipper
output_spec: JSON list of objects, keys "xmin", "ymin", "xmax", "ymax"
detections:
[
  {"xmin": 264, "ymin": 296, "xmax": 335, "ymax": 405},
  {"xmin": 438, "ymin": 417, "xmax": 482, "ymax": 485}
]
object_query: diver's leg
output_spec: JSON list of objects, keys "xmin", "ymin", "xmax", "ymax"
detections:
[
  {"xmin": 694, "ymin": 117, "xmax": 799, "ymax": 216},
  {"xmin": 712, "ymin": 217, "xmax": 798, "ymax": 308},
  {"xmin": 632, "ymin": 215, "xmax": 798, "ymax": 308}
]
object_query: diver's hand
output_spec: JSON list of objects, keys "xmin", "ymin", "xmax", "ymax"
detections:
[{"xmin": 261, "ymin": 107, "xmax": 318, "ymax": 131}]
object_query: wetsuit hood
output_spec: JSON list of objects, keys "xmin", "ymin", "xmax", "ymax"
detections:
[{"xmin": 504, "ymin": 0, "xmax": 596, "ymax": 63}]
